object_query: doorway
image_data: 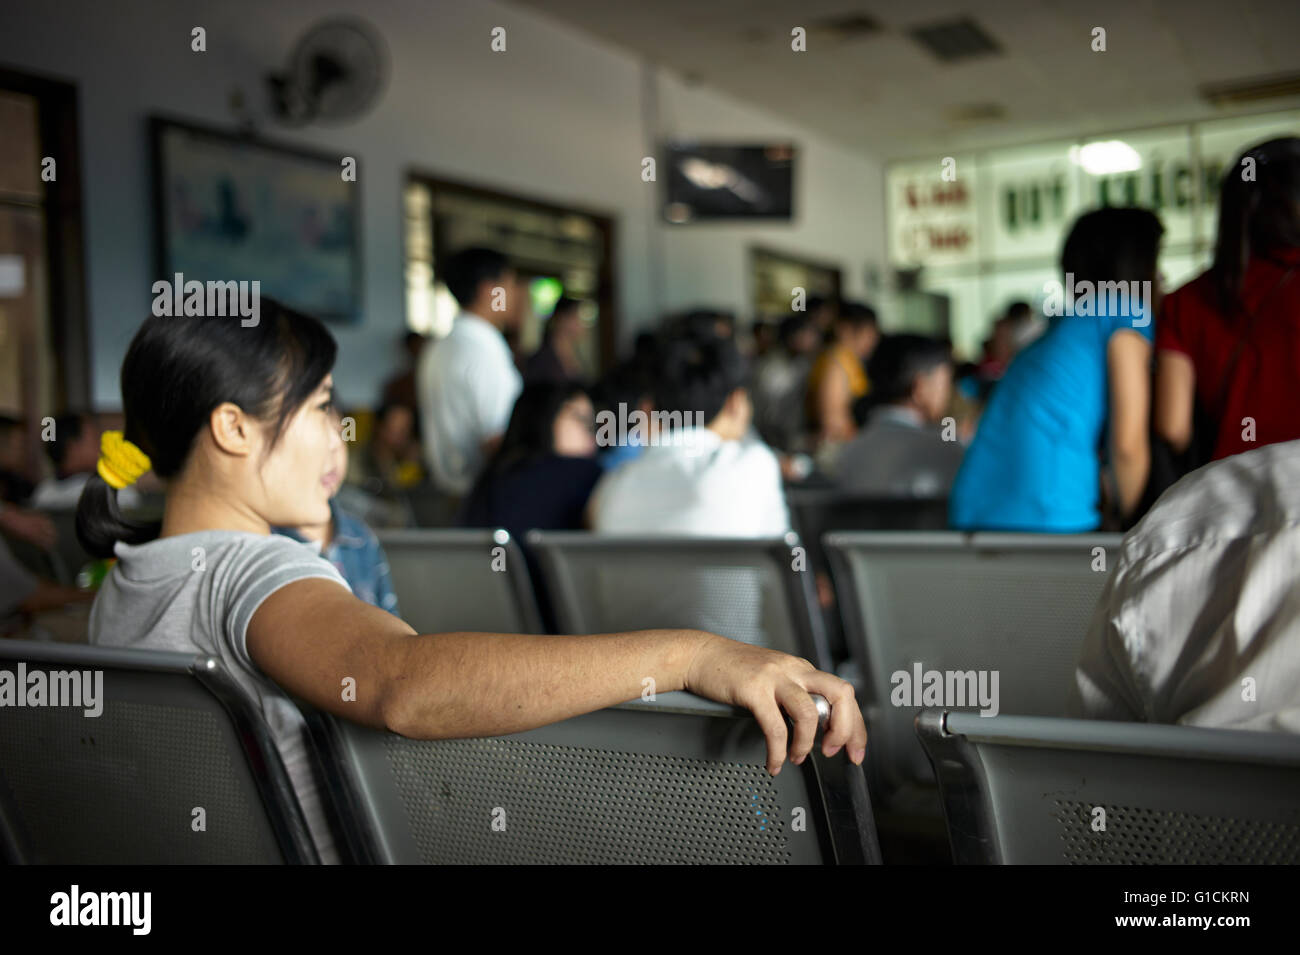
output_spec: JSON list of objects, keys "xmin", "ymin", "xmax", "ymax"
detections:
[{"xmin": 0, "ymin": 68, "xmax": 89, "ymax": 491}]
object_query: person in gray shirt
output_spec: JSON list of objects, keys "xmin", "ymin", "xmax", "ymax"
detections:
[
  {"xmin": 90, "ymin": 530, "xmax": 350, "ymax": 859},
  {"xmin": 77, "ymin": 300, "xmax": 868, "ymax": 863},
  {"xmin": 834, "ymin": 334, "xmax": 964, "ymax": 497}
]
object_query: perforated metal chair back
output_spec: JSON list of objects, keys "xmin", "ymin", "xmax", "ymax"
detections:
[
  {"xmin": 0, "ymin": 640, "xmax": 318, "ymax": 864},
  {"xmin": 304, "ymin": 697, "xmax": 880, "ymax": 865},
  {"xmin": 917, "ymin": 709, "xmax": 1300, "ymax": 864},
  {"xmin": 824, "ymin": 531, "xmax": 1118, "ymax": 788},
  {"xmin": 526, "ymin": 532, "xmax": 831, "ymax": 669},
  {"xmin": 785, "ymin": 488, "xmax": 948, "ymax": 573},
  {"xmin": 378, "ymin": 529, "xmax": 542, "ymax": 634}
]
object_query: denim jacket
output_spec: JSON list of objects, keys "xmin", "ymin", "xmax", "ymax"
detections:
[{"xmin": 275, "ymin": 502, "xmax": 400, "ymax": 616}]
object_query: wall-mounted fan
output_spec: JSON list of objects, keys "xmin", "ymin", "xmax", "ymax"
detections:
[{"xmin": 267, "ymin": 17, "xmax": 390, "ymax": 127}]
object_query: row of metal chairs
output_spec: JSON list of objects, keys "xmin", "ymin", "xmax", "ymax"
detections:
[
  {"xmin": 7, "ymin": 508, "xmax": 1116, "ymax": 802},
  {"xmin": 0, "ymin": 639, "xmax": 878, "ymax": 865},
  {"xmin": 382, "ymin": 528, "xmax": 1119, "ymax": 796},
  {"xmin": 4, "ymin": 639, "xmax": 1298, "ymax": 864},
  {"xmin": 3, "ymin": 490, "xmax": 945, "ymax": 592}
]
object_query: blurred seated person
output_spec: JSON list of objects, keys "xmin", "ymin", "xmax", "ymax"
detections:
[
  {"xmin": 379, "ymin": 331, "xmax": 429, "ymax": 414},
  {"xmin": 31, "ymin": 413, "xmax": 141, "ymax": 510},
  {"xmin": 459, "ymin": 382, "xmax": 601, "ymax": 633},
  {"xmin": 0, "ymin": 415, "xmax": 35, "ymax": 504},
  {"xmin": 835, "ymin": 334, "xmax": 963, "ymax": 497},
  {"xmin": 352, "ymin": 401, "xmax": 424, "ymax": 496},
  {"xmin": 590, "ymin": 336, "xmax": 790, "ymax": 536},
  {"xmin": 1069, "ymin": 438, "xmax": 1300, "ymax": 732},
  {"xmin": 950, "ymin": 207, "xmax": 1162, "ymax": 532},
  {"xmin": 0, "ymin": 535, "xmax": 92, "ymax": 637},
  {"xmin": 806, "ymin": 302, "xmax": 879, "ymax": 445},
  {"xmin": 753, "ymin": 313, "xmax": 819, "ymax": 453},
  {"xmin": 458, "ymin": 382, "xmax": 603, "ymax": 540},
  {"xmin": 524, "ymin": 296, "xmax": 586, "ymax": 386},
  {"xmin": 590, "ymin": 356, "xmax": 657, "ymax": 473},
  {"xmin": 275, "ymin": 404, "xmax": 400, "ymax": 616}
]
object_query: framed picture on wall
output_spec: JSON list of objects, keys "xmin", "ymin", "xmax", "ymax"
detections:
[{"xmin": 150, "ymin": 116, "xmax": 361, "ymax": 323}]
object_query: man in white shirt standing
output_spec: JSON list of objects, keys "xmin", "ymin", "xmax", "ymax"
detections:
[
  {"xmin": 1069, "ymin": 438, "xmax": 1300, "ymax": 733},
  {"xmin": 590, "ymin": 336, "xmax": 790, "ymax": 536},
  {"xmin": 417, "ymin": 248, "xmax": 524, "ymax": 496}
]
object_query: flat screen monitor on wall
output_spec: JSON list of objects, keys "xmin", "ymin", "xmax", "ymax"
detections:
[{"xmin": 663, "ymin": 143, "xmax": 795, "ymax": 222}]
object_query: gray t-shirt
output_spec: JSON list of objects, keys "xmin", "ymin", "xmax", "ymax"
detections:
[
  {"xmin": 835, "ymin": 406, "xmax": 965, "ymax": 497},
  {"xmin": 88, "ymin": 530, "xmax": 351, "ymax": 863}
]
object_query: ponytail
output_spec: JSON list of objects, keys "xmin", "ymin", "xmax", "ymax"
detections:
[{"xmin": 75, "ymin": 473, "xmax": 161, "ymax": 559}]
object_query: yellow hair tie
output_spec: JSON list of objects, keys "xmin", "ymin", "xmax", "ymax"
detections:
[{"xmin": 98, "ymin": 431, "xmax": 151, "ymax": 490}]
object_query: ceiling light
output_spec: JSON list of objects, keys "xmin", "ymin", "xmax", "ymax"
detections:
[{"xmin": 1069, "ymin": 140, "xmax": 1142, "ymax": 175}]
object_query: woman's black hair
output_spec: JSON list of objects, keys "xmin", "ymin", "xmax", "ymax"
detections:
[
  {"xmin": 1060, "ymin": 206, "xmax": 1164, "ymax": 289},
  {"xmin": 76, "ymin": 299, "xmax": 337, "ymax": 557},
  {"xmin": 542, "ymin": 297, "xmax": 581, "ymax": 342},
  {"xmin": 1212, "ymin": 136, "xmax": 1300, "ymax": 315},
  {"xmin": 478, "ymin": 381, "xmax": 589, "ymax": 483},
  {"xmin": 654, "ymin": 335, "xmax": 751, "ymax": 425}
]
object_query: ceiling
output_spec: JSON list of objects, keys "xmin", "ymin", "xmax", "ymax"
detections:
[{"xmin": 506, "ymin": 0, "xmax": 1300, "ymax": 159}]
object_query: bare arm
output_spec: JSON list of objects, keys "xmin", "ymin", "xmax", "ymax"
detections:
[
  {"xmin": 1106, "ymin": 330, "xmax": 1152, "ymax": 520},
  {"xmin": 246, "ymin": 579, "xmax": 866, "ymax": 774},
  {"xmin": 1153, "ymin": 349, "xmax": 1196, "ymax": 454},
  {"xmin": 817, "ymin": 364, "xmax": 855, "ymax": 443}
]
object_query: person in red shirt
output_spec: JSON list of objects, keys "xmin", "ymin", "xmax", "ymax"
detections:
[{"xmin": 1155, "ymin": 137, "xmax": 1300, "ymax": 463}]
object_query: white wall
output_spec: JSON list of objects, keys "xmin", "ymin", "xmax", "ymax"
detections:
[{"xmin": 0, "ymin": 0, "xmax": 884, "ymax": 408}]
